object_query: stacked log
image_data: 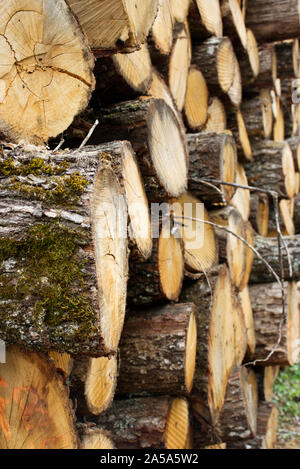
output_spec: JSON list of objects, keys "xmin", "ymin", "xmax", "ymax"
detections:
[{"xmin": 1, "ymin": 0, "xmax": 300, "ymax": 451}]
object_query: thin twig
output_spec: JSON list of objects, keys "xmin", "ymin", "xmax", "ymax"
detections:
[
  {"xmin": 79, "ymin": 119, "xmax": 99, "ymax": 150},
  {"xmin": 53, "ymin": 137, "xmax": 65, "ymax": 152}
]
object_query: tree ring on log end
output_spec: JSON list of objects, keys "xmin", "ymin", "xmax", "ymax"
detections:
[
  {"xmin": 85, "ymin": 356, "xmax": 118, "ymax": 415},
  {"xmin": 217, "ymin": 38, "xmax": 235, "ymax": 93},
  {"xmin": 165, "ymin": 398, "xmax": 190, "ymax": 449},
  {"xmin": 185, "ymin": 311, "xmax": 197, "ymax": 394}
]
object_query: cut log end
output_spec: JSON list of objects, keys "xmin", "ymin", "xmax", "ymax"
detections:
[
  {"xmin": 0, "ymin": 347, "xmax": 77, "ymax": 449},
  {"xmin": 246, "ymin": 29, "xmax": 260, "ymax": 78},
  {"xmin": 92, "ymin": 168, "xmax": 128, "ymax": 352},
  {"xmin": 147, "ymin": 99, "xmax": 188, "ymax": 197},
  {"xmin": 151, "ymin": 0, "xmax": 174, "ymax": 55},
  {"xmin": 170, "ymin": 0, "xmax": 191, "ymax": 23},
  {"xmin": 49, "ymin": 352, "xmax": 74, "ymax": 378},
  {"xmin": 165, "ymin": 398, "xmax": 190, "ymax": 449},
  {"xmin": 221, "ymin": 137, "xmax": 237, "ymax": 201},
  {"xmin": 0, "ymin": 0, "xmax": 95, "ymax": 144},
  {"xmin": 196, "ymin": 0, "xmax": 223, "ymax": 37},
  {"xmin": 261, "ymin": 90, "xmax": 274, "ymax": 139},
  {"xmin": 169, "ymin": 24, "xmax": 191, "ymax": 111},
  {"xmin": 282, "ymin": 142, "xmax": 297, "ymax": 199},
  {"xmin": 217, "ymin": 39, "xmax": 235, "ymax": 93},
  {"xmin": 158, "ymin": 224, "xmax": 184, "ymax": 301},
  {"xmin": 204, "ymin": 97, "xmax": 227, "ymax": 133},
  {"xmin": 85, "ymin": 356, "xmax": 118, "ymax": 416},
  {"xmin": 184, "ymin": 67, "xmax": 208, "ymax": 131},
  {"xmin": 237, "ymin": 109, "xmax": 253, "ymax": 161},
  {"xmin": 81, "ymin": 429, "xmax": 115, "ymax": 449},
  {"xmin": 238, "ymin": 286, "xmax": 256, "ymax": 357},
  {"xmin": 185, "ymin": 311, "xmax": 198, "ymax": 394},
  {"xmin": 113, "ymin": 43, "xmax": 152, "ymax": 94}
]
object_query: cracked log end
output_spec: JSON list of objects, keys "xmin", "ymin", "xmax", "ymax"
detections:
[
  {"xmin": 0, "ymin": 0, "xmax": 95, "ymax": 145},
  {"xmin": 0, "ymin": 346, "xmax": 77, "ymax": 449},
  {"xmin": 67, "ymin": 0, "xmax": 159, "ymax": 51}
]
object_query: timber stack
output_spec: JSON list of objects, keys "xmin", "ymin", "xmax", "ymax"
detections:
[{"xmin": 0, "ymin": 0, "xmax": 300, "ymax": 450}]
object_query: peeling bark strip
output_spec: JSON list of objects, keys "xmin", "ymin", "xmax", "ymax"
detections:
[
  {"xmin": 95, "ymin": 396, "xmax": 190, "ymax": 449},
  {"xmin": 0, "ymin": 0, "xmax": 95, "ymax": 145},
  {"xmin": 0, "ymin": 346, "xmax": 78, "ymax": 449},
  {"xmin": 117, "ymin": 303, "xmax": 197, "ymax": 396},
  {"xmin": 0, "ymin": 143, "xmax": 138, "ymax": 356}
]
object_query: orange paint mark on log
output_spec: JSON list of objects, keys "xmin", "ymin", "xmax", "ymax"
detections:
[{"xmin": 0, "ymin": 378, "xmax": 11, "ymax": 441}]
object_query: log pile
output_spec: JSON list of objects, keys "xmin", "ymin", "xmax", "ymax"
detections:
[{"xmin": 0, "ymin": 0, "xmax": 300, "ymax": 450}]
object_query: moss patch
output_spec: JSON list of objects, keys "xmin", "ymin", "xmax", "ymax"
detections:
[{"xmin": 0, "ymin": 222, "xmax": 98, "ymax": 347}]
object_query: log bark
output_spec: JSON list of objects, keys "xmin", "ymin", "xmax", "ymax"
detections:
[
  {"xmin": 268, "ymin": 198, "xmax": 295, "ymax": 236},
  {"xmin": 218, "ymin": 366, "xmax": 258, "ymax": 443},
  {"xmin": 69, "ymin": 356, "xmax": 117, "ymax": 416},
  {"xmin": 170, "ymin": 193, "xmax": 219, "ymax": 274},
  {"xmin": 127, "ymin": 223, "xmax": 184, "ymax": 305},
  {"xmin": 0, "ymin": 346, "xmax": 78, "ymax": 449},
  {"xmin": 181, "ymin": 265, "xmax": 236, "ymax": 424},
  {"xmin": 276, "ymin": 41, "xmax": 298, "ymax": 79},
  {"xmin": 93, "ymin": 43, "xmax": 152, "ymax": 105},
  {"xmin": 287, "ymin": 136, "xmax": 300, "ymax": 172},
  {"xmin": 92, "ymin": 98, "xmax": 189, "ymax": 199},
  {"xmin": 246, "ymin": 0, "xmax": 300, "ymax": 43},
  {"xmin": 0, "ymin": 143, "xmax": 133, "ymax": 356},
  {"xmin": 186, "ymin": 132, "xmax": 237, "ymax": 206},
  {"xmin": 117, "ymin": 303, "xmax": 197, "ymax": 396},
  {"xmin": 295, "ymin": 194, "xmax": 300, "ymax": 233},
  {"xmin": 95, "ymin": 396, "xmax": 190, "ymax": 449},
  {"xmin": 245, "ymin": 140, "xmax": 296, "ymax": 199},
  {"xmin": 189, "ymin": 0, "xmax": 223, "ymax": 39},
  {"xmin": 0, "ymin": 0, "xmax": 95, "ymax": 145},
  {"xmin": 250, "ymin": 235, "xmax": 300, "ymax": 283},
  {"xmin": 230, "ymin": 403, "xmax": 278, "ymax": 449},
  {"xmin": 67, "ymin": 0, "xmax": 159, "ymax": 53},
  {"xmin": 234, "ymin": 29, "xmax": 259, "ymax": 87},
  {"xmin": 250, "ymin": 281, "xmax": 300, "ymax": 366}
]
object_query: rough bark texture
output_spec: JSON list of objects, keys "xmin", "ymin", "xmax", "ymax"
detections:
[
  {"xmin": 295, "ymin": 194, "xmax": 300, "ymax": 233},
  {"xmin": 187, "ymin": 132, "xmax": 237, "ymax": 206},
  {"xmin": 241, "ymin": 93, "xmax": 273, "ymax": 139},
  {"xmin": 218, "ymin": 366, "xmax": 258, "ymax": 443},
  {"xmin": 250, "ymin": 235, "xmax": 300, "ymax": 283},
  {"xmin": 0, "ymin": 143, "xmax": 129, "ymax": 356},
  {"xmin": 94, "ymin": 396, "xmax": 189, "ymax": 449},
  {"xmin": 276, "ymin": 42, "xmax": 297, "ymax": 79},
  {"xmin": 246, "ymin": 0, "xmax": 300, "ymax": 42},
  {"xmin": 250, "ymin": 282, "xmax": 299, "ymax": 365},
  {"xmin": 117, "ymin": 303, "xmax": 196, "ymax": 396},
  {"xmin": 245, "ymin": 140, "xmax": 295, "ymax": 198}
]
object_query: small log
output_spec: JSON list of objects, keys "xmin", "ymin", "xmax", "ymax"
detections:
[
  {"xmin": 231, "ymin": 403, "xmax": 278, "ymax": 449},
  {"xmin": 268, "ymin": 198, "xmax": 295, "ymax": 236},
  {"xmin": 249, "ymin": 193, "xmax": 270, "ymax": 236},
  {"xmin": 287, "ymin": 136, "xmax": 300, "ymax": 172},
  {"xmin": 220, "ymin": 0, "xmax": 247, "ymax": 48},
  {"xmin": 204, "ymin": 97, "xmax": 227, "ymax": 133},
  {"xmin": 0, "ymin": 0, "xmax": 95, "ymax": 145},
  {"xmin": 95, "ymin": 396, "xmax": 190, "ymax": 449},
  {"xmin": 276, "ymin": 41, "xmax": 298, "ymax": 79},
  {"xmin": 0, "ymin": 346, "xmax": 77, "ymax": 449},
  {"xmin": 250, "ymin": 235, "xmax": 300, "ymax": 283},
  {"xmin": 235, "ymin": 29, "xmax": 260, "ymax": 86},
  {"xmin": 250, "ymin": 281, "xmax": 300, "ymax": 366},
  {"xmin": 187, "ymin": 132, "xmax": 237, "ymax": 206},
  {"xmin": 233, "ymin": 294, "xmax": 248, "ymax": 365},
  {"xmin": 241, "ymin": 91, "xmax": 273, "ymax": 139},
  {"xmin": 94, "ymin": 43, "xmax": 152, "ymax": 105},
  {"xmin": 78, "ymin": 426, "xmax": 115, "ymax": 449},
  {"xmin": 295, "ymin": 193, "xmax": 300, "ymax": 233},
  {"xmin": 231, "ymin": 163, "xmax": 251, "ymax": 221},
  {"xmin": 184, "ymin": 67, "xmax": 208, "ymax": 131},
  {"xmin": 273, "ymin": 95, "xmax": 285, "ymax": 142},
  {"xmin": 171, "ymin": 193, "xmax": 219, "ymax": 274},
  {"xmin": 151, "ymin": 0, "xmax": 174, "ymax": 56},
  {"xmin": 189, "ymin": 0, "xmax": 223, "ymax": 38},
  {"xmin": 209, "ymin": 206, "xmax": 247, "ymax": 289},
  {"xmin": 239, "ymin": 221, "xmax": 255, "ymax": 289},
  {"xmin": 256, "ymin": 366, "xmax": 280, "ymax": 402},
  {"xmin": 67, "ymin": 0, "xmax": 159, "ymax": 53},
  {"xmin": 192, "ymin": 37, "xmax": 236, "ymax": 97},
  {"xmin": 93, "ymin": 98, "xmax": 189, "ymax": 199},
  {"xmin": 0, "ymin": 143, "xmax": 136, "ymax": 356},
  {"xmin": 170, "ymin": 0, "xmax": 191, "ymax": 23},
  {"xmin": 69, "ymin": 356, "xmax": 117, "ymax": 416},
  {"xmin": 238, "ymin": 286, "xmax": 256, "ymax": 357},
  {"xmin": 181, "ymin": 265, "xmax": 236, "ymax": 424},
  {"xmin": 246, "ymin": 0, "xmax": 300, "ymax": 43},
  {"xmin": 245, "ymin": 140, "xmax": 296, "ymax": 199},
  {"xmin": 218, "ymin": 366, "xmax": 258, "ymax": 444},
  {"xmin": 227, "ymin": 109, "xmax": 253, "ymax": 162},
  {"xmin": 127, "ymin": 223, "xmax": 184, "ymax": 305},
  {"xmin": 117, "ymin": 303, "xmax": 197, "ymax": 396}
]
